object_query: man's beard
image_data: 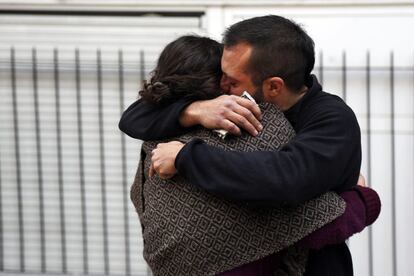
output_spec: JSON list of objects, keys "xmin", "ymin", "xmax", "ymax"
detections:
[{"xmin": 252, "ymin": 86, "xmax": 264, "ymax": 103}]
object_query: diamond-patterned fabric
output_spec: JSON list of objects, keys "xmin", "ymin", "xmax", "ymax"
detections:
[{"xmin": 131, "ymin": 103, "xmax": 346, "ymax": 276}]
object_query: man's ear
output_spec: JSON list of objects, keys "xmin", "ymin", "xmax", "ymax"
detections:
[{"xmin": 263, "ymin": 77, "xmax": 284, "ymax": 100}]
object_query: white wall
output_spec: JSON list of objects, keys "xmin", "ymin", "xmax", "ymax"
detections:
[{"xmin": 0, "ymin": 1, "xmax": 413, "ymax": 276}]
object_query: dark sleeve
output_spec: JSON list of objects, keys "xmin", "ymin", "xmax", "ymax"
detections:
[
  {"xmin": 297, "ymin": 186, "xmax": 381, "ymax": 249},
  {"xmin": 118, "ymin": 98, "xmax": 194, "ymax": 140},
  {"xmin": 175, "ymin": 106, "xmax": 361, "ymax": 207}
]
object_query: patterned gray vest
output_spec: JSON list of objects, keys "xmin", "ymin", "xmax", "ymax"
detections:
[{"xmin": 131, "ymin": 103, "xmax": 346, "ymax": 276}]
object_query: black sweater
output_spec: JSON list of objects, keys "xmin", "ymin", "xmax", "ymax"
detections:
[
  {"xmin": 119, "ymin": 75, "xmax": 361, "ymax": 207},
  {"xmin": 119, "ymin": 75, "xmax": 361, "ymax": 275}
]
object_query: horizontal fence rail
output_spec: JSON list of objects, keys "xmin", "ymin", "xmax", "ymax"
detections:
[{"xmin": 0, "ymin": 47, "xmax": 413, "ymax": 276}]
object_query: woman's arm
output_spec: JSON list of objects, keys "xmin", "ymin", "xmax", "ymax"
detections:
[{"xmin": 298, "ymin": 186, "xmax": 381, "ymax": 249}]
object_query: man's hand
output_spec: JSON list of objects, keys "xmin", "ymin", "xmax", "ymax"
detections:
[
  {"xmin": 149, "ymin": 141, "xmax": 185, "ymax": 179},
  {"xmin": 179, "ymin": 95, "xmax": 263, "ymax": 136}
]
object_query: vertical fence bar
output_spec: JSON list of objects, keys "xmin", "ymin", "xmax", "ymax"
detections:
[
  {"xmin": 141, "ymin": 50, "xmax": 152, "ymax": 276},
  {"xmin": 10, "ymin": 47, "xmax": 25, "ymax": 272},
  {"xmin": 0, "ymin": 150, "xmax": 3, "ymax": 271},
  {"xmin": 97, "ymin": 49, "xmax": 110, "ymax": 275},
  {"xmin": 53, "ymin": 48, "xmax": 67, "ymax": 273},
  {"xmin": 140, "ymin": 50, "xmax": 145, "ymax": 84},
  {"xmin": 342, "ymin": 51, "xmax": 347, "ymax": 102},
  {"xmin": 319, "ymin": 51, "xmax": 324, "ymax": 84},
  {"xmin": 390, "ymin": 51, "xmax": 397, "ymax": 276},
  {"xmin": 32, "ymin": 48, "xmax": 46, "ymax": 273},
  {"xmin": 366, "ymin": 51, "xmax": 373, "ymax": 276},
  {"xmin": 118, "ymin": 49, "xmax": 131, "ymax": 276},
  {"xmin": 75, "ymin": 49, "xmax": 89, "ymax": 274}
]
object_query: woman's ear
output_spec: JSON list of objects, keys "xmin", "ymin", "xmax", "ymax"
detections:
[{"xmin": 263, "ymin": 77, "xmax": 284, "ymax": 100}]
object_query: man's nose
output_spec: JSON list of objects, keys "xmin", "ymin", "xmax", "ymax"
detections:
[{"xmin": 220, "ymin": 76, "xmax": 230, "ymax": 94}]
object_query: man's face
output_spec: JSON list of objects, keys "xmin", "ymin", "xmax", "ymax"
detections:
[{"xmin": 220, "ymin": 43, "xmax": 259, "ymax": 97}]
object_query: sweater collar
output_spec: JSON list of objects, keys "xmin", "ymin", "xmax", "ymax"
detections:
[{"xmin": 283, "ymin": 74, "xmax": 322, "ymax": 128}]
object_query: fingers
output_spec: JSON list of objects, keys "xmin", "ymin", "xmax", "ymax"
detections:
[
  {"xmin": 149, "ymin": 162, "xmax": 155, "ymax": 177},
  {"xmin": 150, "ymin": 161, "xmax": 174, "ymax": 179},
  {"xmin": 234, "ymin": 96, "xmax": 262, "ymax": 121},
  {"xmin": 158, "ymin": 173, "xmax": 175, "ymax": 180},
  {"xmin": 219, "ymin": 119, "xmax": 241, "ymax": 136},
  {"xmin": 230, "ymin": 99, "xmax": 263, "ymax": 136},
  {"xmin": 193, "ymin": 95, "xmax": 263, "ymax": 136},
  {"xmin": 150, "ymin": 158, "xmax": 165, "ymax": 179},
  {"xmin": 221, "ymin": 96, "xmax": 262, "ymax": 136},
  {"xmin": 221, "ymin": 114, "xmax": 252, "ymax": 136},
  {"xmin": 149, "ymin": 142, "xmax": 182, "ymax": 179}
]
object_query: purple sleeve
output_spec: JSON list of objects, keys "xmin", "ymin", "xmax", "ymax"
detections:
[{"xmin": 298, "ymin": 186, "xmax": 381, "ymax": 249}]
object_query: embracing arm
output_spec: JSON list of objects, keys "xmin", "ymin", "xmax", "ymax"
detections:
[
  {"xmin": 298, "ymin": 185, "xmax": 381, "ymax": 249},
  {"xmin": 175, "ymin": 105, "xmax": 361, "ymax": 207},
  {"xmin": 119, "ymin": 95, "xmax": 262, "ymax": 140},
  {"xmin": 118, "ymin": 98, "xmax": 192, "ymax": 140}
]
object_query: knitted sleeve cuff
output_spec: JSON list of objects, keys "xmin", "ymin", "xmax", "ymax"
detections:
[{"xmin": 352, "ymin": 186, "xmax": 381, "ymax": 226}]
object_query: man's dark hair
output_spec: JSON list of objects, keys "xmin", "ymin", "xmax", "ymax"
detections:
[
  {"xmin": 140, "ymin": 35, "xmax": 223, "ymax": 105},
  {"xmin": 223, "ymin": 15, "xmax": 315, "ymax": 92}
]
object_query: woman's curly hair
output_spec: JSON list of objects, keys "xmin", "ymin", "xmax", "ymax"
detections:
[{"xmin": 139, "ymin": 35, "xmax": 223, "ymax": 105}]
